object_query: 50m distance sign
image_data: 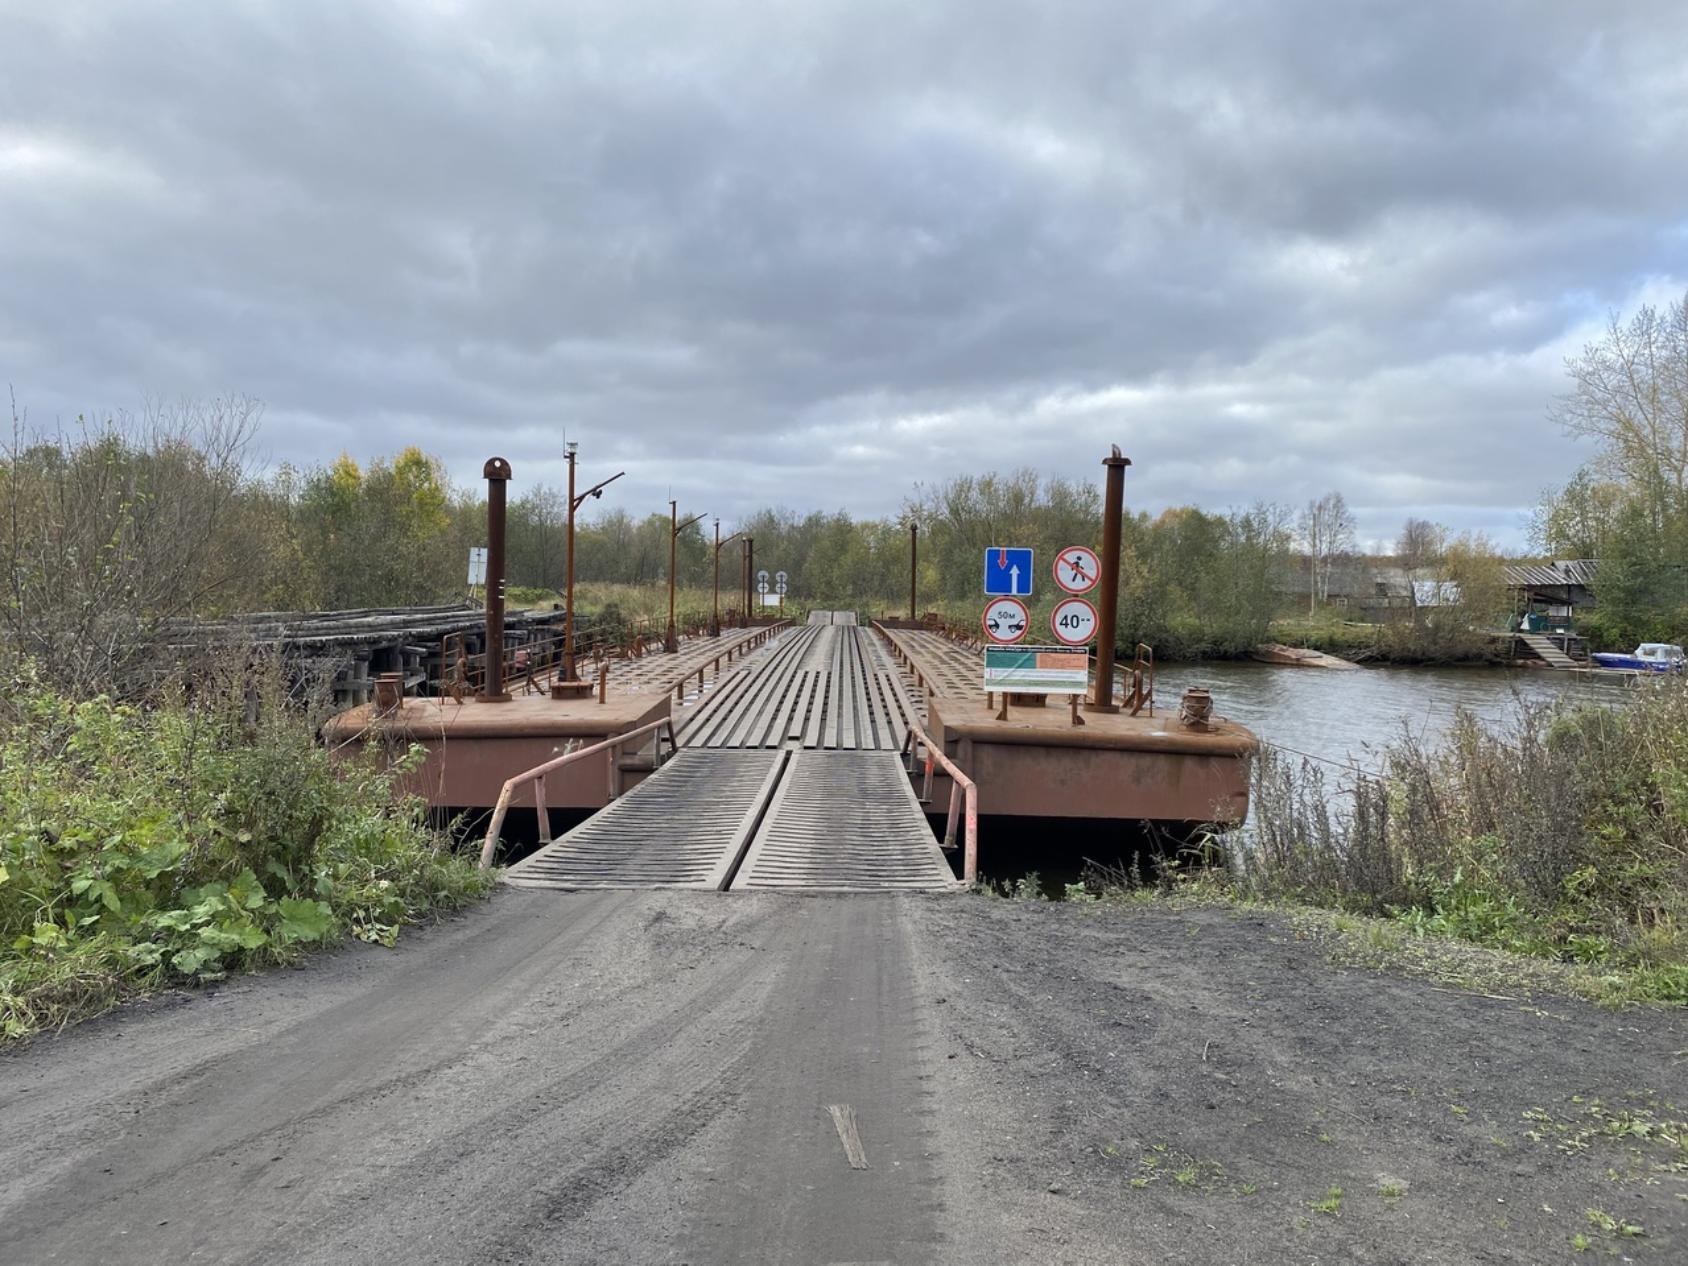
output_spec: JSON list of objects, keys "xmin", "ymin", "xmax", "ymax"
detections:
[{"xmin": 981, "ymin": 597, "xmax": 1030, "ymax": 644}]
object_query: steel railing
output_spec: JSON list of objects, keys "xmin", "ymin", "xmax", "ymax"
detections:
[
  {"xmin": 436, "ymin": 615, "xmax": 786, "ymax": 697},
  {"xmin": 478, "ymin": 716, "xmax": 680, "ymax": 868},
  {"xmin": 899, "ymin": 719, "xmax": 979, "ymax": 884}
]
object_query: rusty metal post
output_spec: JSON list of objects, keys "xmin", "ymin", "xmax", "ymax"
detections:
[
  {"xmin": 747, "ymin": 535, "xmax": 755, "ymax": 620},
  {"xmin": 740, "ymin": 537, "xmax": 749, "ymax": 621},
  {"xmin": 561, "ymin": 447, "xmax": 624, "ymax": 679},
  {"xmin": 666, "ymin": 499, "xmax": 679, "ymax": 653},
  {"xmin": 564, "ymin": 443, "xmax": 578, "ymax": 680},
  {"xmin": 479, "ymin": 456, "xmax": 513, "ymax": 703},
  {"xmin": 909, "ymin": 520, "xmax": 918, "ymax": 621},
  {"xmin": 712, "ymin": 519, "xmax": 722, "ymax": 638},
  {"xmin": 1086, "ymin": 445, "xmax": 1131, "ymax": 713},
  {"xmin": 666, "ymin": 502, "xmax": 706, "ymax": 652}
]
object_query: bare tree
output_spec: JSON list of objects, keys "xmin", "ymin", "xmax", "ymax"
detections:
[
  {"xmin": 2, "ymin": 394, "xmax": 266, "ymax": 692},
  {"xmin": 1298, "ymin": 491, "xmax": 1357, "ymax": 615},
  {"xmin": 1397, "ymin": 517, "xmax": 1447, "ymax": 579},
  {"xmin": 1552, "ymin": 291, "xmax": 1688, "ymax": 529}
]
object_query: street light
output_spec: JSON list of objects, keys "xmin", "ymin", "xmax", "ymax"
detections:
[
  {"xmin": 563, "ymin": 442, "xmax": 624, "ymax": 682},
  {"xmin": 741, "ymin": 535, "xmax": 755, "ymax": 622},
  {"xmin": 711, "ymin": 519, "xmax": 743, "ymax": 637},
  {"xmin": 667, "ymin": 499, "xmax": 707, "ymax": 653},
  {"xmin": 908, "ymin": 518, "xmax": 919, "ymax": 621}
]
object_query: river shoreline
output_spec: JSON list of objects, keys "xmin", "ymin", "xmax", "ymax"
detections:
[{"xmin": 1145, "ymin": 655, "xmax": 1632, "ymax": 774}]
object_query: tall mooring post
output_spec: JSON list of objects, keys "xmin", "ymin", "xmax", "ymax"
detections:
[
  {"xmin": 909, "ymin": 520, "xmax": 919, "ymax": 620},
  {"xmin": 1086, "ymin": 445, "xmax": 1131, "ymax": 713},
  {"xmin": 479, "ymin": 456, "xmax": 513, "ymax": 703}
]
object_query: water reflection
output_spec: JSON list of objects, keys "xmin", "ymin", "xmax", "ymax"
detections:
[{"xmin": 1152, "ymin": 661, "xmax": 1635, "ymax": 772}]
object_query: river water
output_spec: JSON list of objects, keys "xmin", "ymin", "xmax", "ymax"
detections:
[{"xmin": 1150, "ymin": 661, "xmax": 1636, "ymax": 772}]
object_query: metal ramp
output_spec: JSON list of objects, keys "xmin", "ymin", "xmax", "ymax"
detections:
[
  {"xmin": 731, "ymin": 751, "xmax": 958, "ymax": 892},
  {"xmin": 502, "ymin": 624, "xmax": 958, "ymax": 894},
  {"xmin": 1519, "ymin": 632, "xmax": 1578, "ymax": 668},
  {"xmin": 504, "ymin": 749, "xmax": 784, "ymax": 890},
  {"xmin": 680, "ymin": 625, "xmax": 919, "ymax": 752}
]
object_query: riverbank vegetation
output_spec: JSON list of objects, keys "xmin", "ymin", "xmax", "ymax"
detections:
[
  {"xmin": 4, "ymin": 395, "xmax": 1527, "ymax": 669},
  {"xmin": 0, "ymin": 663, "xmax": 491, "ymax": 1041},
  {"xmin": 1225, "ymin": 675, "xmax": 1688, "ymax": 1003}
]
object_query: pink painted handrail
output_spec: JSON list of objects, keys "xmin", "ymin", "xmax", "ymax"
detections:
[
  {"xmin": 900, "ymin": 720, "xmax": 979, "ymax": 884},
  {"xmin": 479, "ymin": 716, "xmax": 678, "ymax": 868}
]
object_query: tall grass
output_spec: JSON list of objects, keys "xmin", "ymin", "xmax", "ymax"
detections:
[
  {"xmin": 1239, "ymin": 676, "xmax": 1688, "ymax": 1001},
  {"xmin": 0, "ymin": 657, "xmax": 491, "ymax": 1040}
]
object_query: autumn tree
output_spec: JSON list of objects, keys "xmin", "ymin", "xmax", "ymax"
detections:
[
  {"xmin": 1552, "ymin": 291, "xmax": 1688, "ymax": 532},
  {"xmin": 1, "ymin": 396, "xmax": 273, "ymax": 690},
  {"xmin": 1535, "ymin": 289, "xmax": 1688, "ymax": 644}
]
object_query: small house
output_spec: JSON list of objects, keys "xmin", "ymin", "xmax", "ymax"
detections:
[{"xmin": 1505, "ymin": 560, "xmax": 1598, "ymax": 632}]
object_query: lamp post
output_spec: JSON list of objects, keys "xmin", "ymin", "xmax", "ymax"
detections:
[
  {"xmin": 667, "ymin": 499, "xmax": 707, "ymax": 653},
  {"xmin": 711, "ymin": 519, "xmax": 742, "ymax": 637},
  {"xmin": 738, "ymin": 537, "xmax": 750, "ymax": 622},
  {"xmin": 908, "ymin": 519, "xmax": 919, "ymax": 621},
  {"xmin": 563, "ymin": 443, "xmax": 624, "ymax": 681},
  {"xmin": 742, "ymin": 535, "xmax": 755, "ymax": 621}
]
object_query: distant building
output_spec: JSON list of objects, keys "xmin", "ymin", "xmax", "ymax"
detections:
[
  {"xmin": 1412, "ymin": 579, "xmax": 1461, "ymax": 608},
  {"xmin": 1505, "ymin": 559, "xmax": 1598, "ymax": 630},
  {"xmin": 1276, "ymin": 558, "xmax": 1417, "ymax": 621}
]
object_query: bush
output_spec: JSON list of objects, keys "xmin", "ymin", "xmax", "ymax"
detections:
[
  {"xmin": 1576, "ymin": 606, "xmax": 1688, "ymax": 655},
  {"xmin": 0, "ymin": 661, "xmax": 491, "ymax": 1039},
  {"xmin": 1239, "ymin": 676, "xmax": 1688, "ymax": 1001}
]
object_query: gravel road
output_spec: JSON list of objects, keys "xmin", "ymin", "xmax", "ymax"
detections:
[{"xmin": 2, "ymin": 890, "xmax": 1684, "ymax": 1264}]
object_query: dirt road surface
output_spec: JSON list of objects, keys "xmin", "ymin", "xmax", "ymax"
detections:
[{"xmin": 2, "ymin": 891, "xmax": 1684, "ymax": 1264}]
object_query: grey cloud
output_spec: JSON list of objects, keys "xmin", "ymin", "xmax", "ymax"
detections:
[{"xmin": 3, "ymin": 0, "xmax": 1687, "ymax": 547}]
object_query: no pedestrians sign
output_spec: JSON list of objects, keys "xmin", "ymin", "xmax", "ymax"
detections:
[{"xmin": 1053, "ymin": 546, "xmax": 1100, "ymax": 595}]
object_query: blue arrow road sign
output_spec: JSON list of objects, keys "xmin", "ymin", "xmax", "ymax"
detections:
[{"xmin": 983, "ymin": 547, "xmax": 1034, "ymax": 596}]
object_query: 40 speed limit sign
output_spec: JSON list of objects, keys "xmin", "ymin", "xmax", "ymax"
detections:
[{"xmin": 1050, "ymin": 596, "xmax": 1099, "ymax": 645}]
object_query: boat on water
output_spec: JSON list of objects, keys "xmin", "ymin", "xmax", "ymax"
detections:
[
  {"xmin": 1590, "ymin": 642, "xmax": 1686, "ymax": 673},
  {"xmin": 1250, "ymin": 642, "xmax": 1360, "ymax": 670}
]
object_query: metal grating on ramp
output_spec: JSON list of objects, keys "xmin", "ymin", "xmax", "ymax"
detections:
[
  {"xmin": 505, "ymin": 749, "xmax": 785, "ymax": 890},
  {"xmin": 731, "ymin": 751, "xmax": 959, "ymax": 892},
  {"xmin": 680, "ymin": 626, "xmax": 919, "ymax": 752}
]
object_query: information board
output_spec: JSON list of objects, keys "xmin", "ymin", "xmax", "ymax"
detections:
[{"xmin": 982, "ymin": 644, "xmax": 1090, "ymax": 694}]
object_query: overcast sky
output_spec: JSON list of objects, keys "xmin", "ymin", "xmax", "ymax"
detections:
[{"xmin": 4, "ymin": 2, "xmax": 1687, "ymax": 549}]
